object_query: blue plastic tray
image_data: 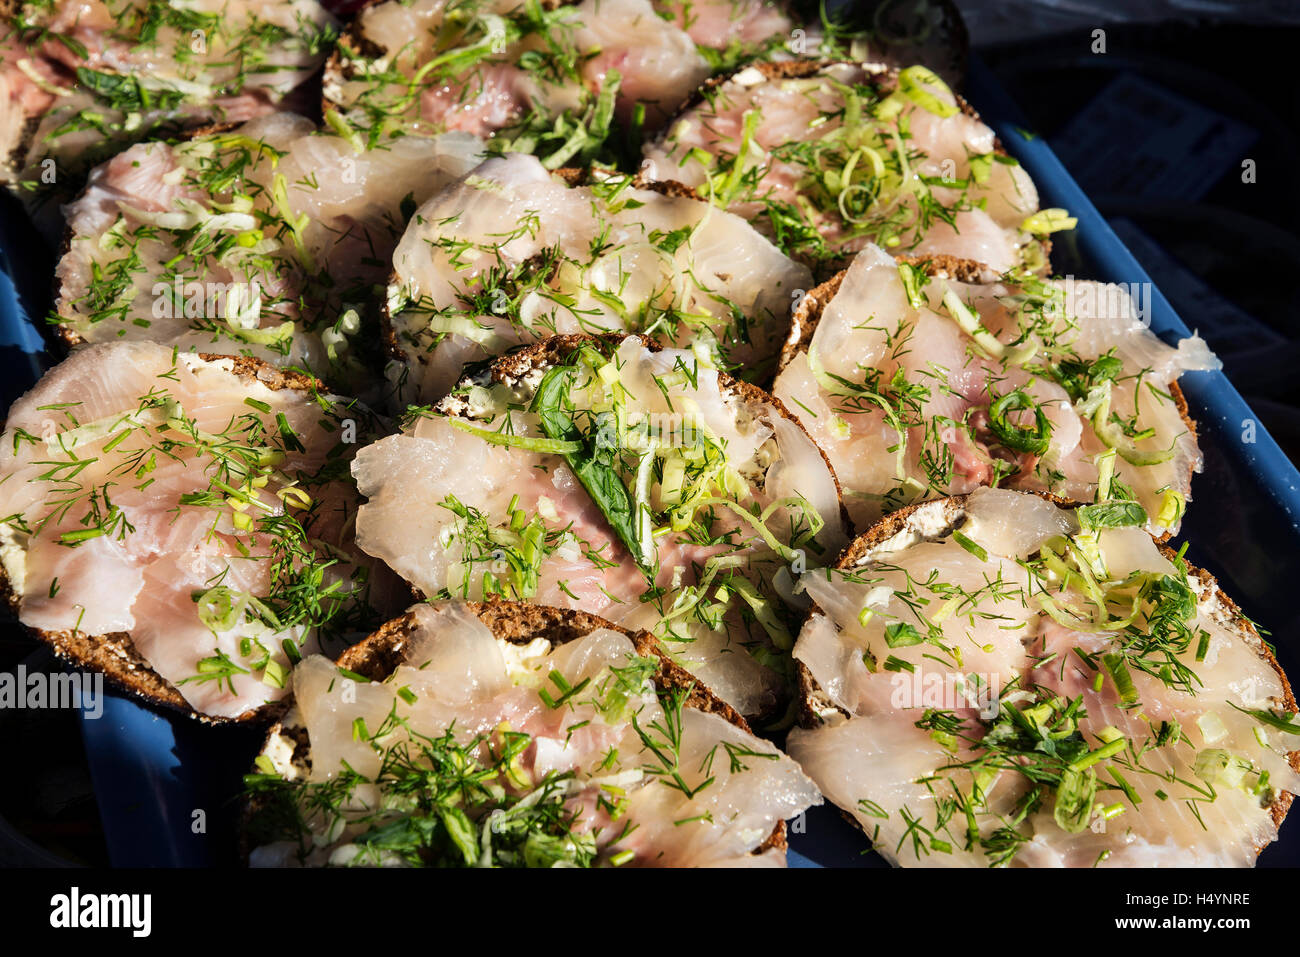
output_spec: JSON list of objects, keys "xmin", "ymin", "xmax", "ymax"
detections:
[{"xmin": 2, "ymin": 55, "xmax": 1298, "ymax": 868}]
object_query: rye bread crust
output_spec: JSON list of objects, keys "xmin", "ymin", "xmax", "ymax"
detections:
[
  {"xmin": 795, "ymin": 491, "xmax": 1299, "ymax": 848},
  {"xmin": 556, "ymin": 165, "xmax": 706, "ymax": 203},
  {"xmin": 246, "ymin": 598, "xmax": 786, "ymax": 863},
  {"xmin": 0, "ymin": 112, "xmax": 41, "ymax": 188},
  {"xmin": 0, "ymin": 353, "xmax": 329, "ymax": 725},
  {"xmin": 777, "ymin": 264, "xmax": 1199, "ymax": 540}
]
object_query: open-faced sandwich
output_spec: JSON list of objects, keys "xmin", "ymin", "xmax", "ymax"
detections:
[
  {"xmin": 0, "ymin": 0, "xmax": 338, "ymax": 224},
  {"xmin": 324, "ymin": 0, "xmax": 795, "ymax": 166},
  {"xmin": 54, "ymin": 113, "xmax": 484, "ymax": 392},
  {"xmin": 642, "ymin": 60, "xmax": 1060, "ymax": 275},
  {"xmin": 244, "ymin": 598, "xmax": 822, "ymax": 867},
  {"xmin": 384, "ymin": 154, "xmax": 811, "ymax": 403},
  {"xmin": 353, "ymin": 334, "xmax": 848, "ymax": 718},
  {"xmin": 0, "ymin": 341, "xmax": 399, "ymax": 721},
  {"xmin": 773, "ymin": 245, "xmax": 1219, "ymax": 536},
  {"xmin": 787, "ymin": 486, "xmax": 1299, "ymax": 867}
]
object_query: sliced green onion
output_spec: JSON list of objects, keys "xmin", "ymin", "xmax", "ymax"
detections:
[
  {"xmin": 941, "ymin": 285, "xmax": 1005, "ymax": 360},
  {"xmin": 884, "ymin": 621, "xmax": 924, "ymax": 647},
  {"xmin": 691, "ymin": 495, "xmax": 823, "ymax": 565},
  {"xmin": 1053, "ymin": 766, "xmax": 1097, "ymax": 833},
  {"xmin": 1229, "ymin": 703, "xmax": 1300, "ymax": 735},
  {"xmin": 726, "ymin": 576, "xmax": 794, "ymax": 650},
  {"xmin": 988, "ymin": 389, "xmax": 1051, "ymax": 456},
  {"xmin": 1155, "ymin": 488, "xmax": 1185, "ymax": 528},
  {"xmin": 1192, "ymin": 748, "xmax": 1249, "ymax": 789},
  {"xmin": 968, "ymin": 152, "xmax": 993, "ymax": 184},
  {"xmin": 448, "ymin": 418, "xmax": 581, "ymax": 454},
  {"xmin": 270, "ymin": 173, "xmax": 315, "ymax": 272},
  {"xmin": 1197, "ymin": 712, "xmax": 1228, "ymax": 745},
  {"xmin": 1094, "ymin": 448, "xmax": 1117, "ymax": 501},
  {"xmin": 426, "ymin": 314, "xmax": 506, "ymax": 346},
  {"xmin": 1086, "ymin": 387, "xmax": 1177, "ymax": 466},
  {"xmin": 896, "ymin": 262, "xmax": 928, "ymax": 309},
  {"xmin": 261, "ymin": 658, "xmax": 289, "ymax": 689},
  {"xmin": 1021, "ymin": 208, "xmax": 1078, "ymax": 235},
  {"xmin": 46, "ymin": 400, "xmax": 177, "ymax": 451},
  {"xmin": 1069, "ymin": 736, "xmax": 1127, "ymax": 771},
  {"xmin": 952, "ymin": 530, "xmax": 987, "ymax": 562},
  {"xmin": 1077, "ymin": 500, "xmax": 1147, "ymax": 530},
  {"xmin": 195, "ymin": 586, "xmax": 239, "ymax": 632},
  {"xmin": 896, "ymin": 65, "xmax": 959, "ymax": 118},
  {"xmin": 1101, "ymin": 653, "xmax": 1138, "ymax": 707},
  {"xmin": 323, "ymin": 107, "xmax": 365, "ymax": 153}
]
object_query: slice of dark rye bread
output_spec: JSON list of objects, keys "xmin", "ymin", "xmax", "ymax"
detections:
[
  {"xmin": 321, "ymin": 0, "xmax": 568, "ymax": 116},
  {"xmin": 794, "ymin": 491, "xmax": 1300, "ymax": 848},
  {"xmin": 433, "ymin": 331, "xmax": 851, "ymax": 537},
  {"xmin": 46, "ymin": 121, "xmax": 240, "ymax": 355},
  {"xmin": 378, "ymin": 167, "xmax": 727, "ymax": 371},
  {"xmin": 0, "ymin": 354, "xmax": 344, "ymax": 726},
  {"xmin": 645, "ymin": 59, "xmax": 1050, "ymax": 274},
  {"xmin": 244, "ymin": 599, "xmax": 786, "ymax": 862},
  {"xmin": 777, "ymin": 261, "xmax": 1198, "ymax": 541}
]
